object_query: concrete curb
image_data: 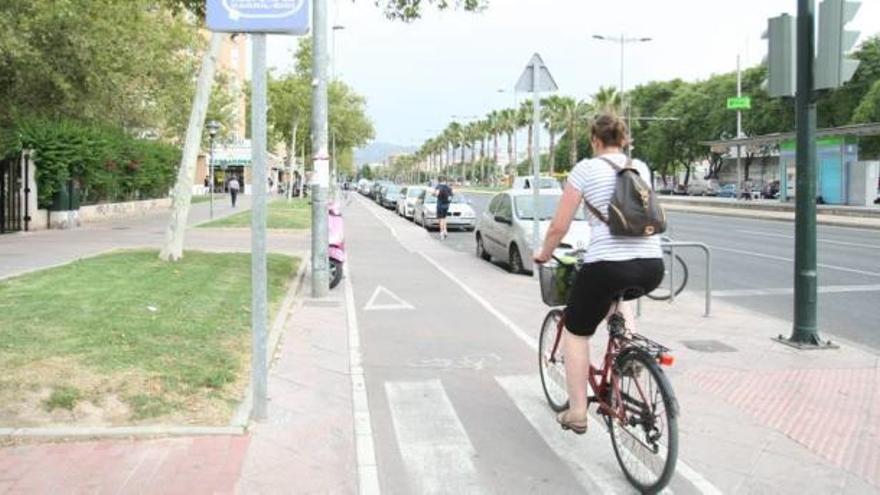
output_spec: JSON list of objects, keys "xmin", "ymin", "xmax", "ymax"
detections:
[
  {"xmin": 663, "ymin": 204, "xmax": 880, "ymax": 230},
  {"xmin": 0, "ymin": 426, "xmax": 245, "ymax": 441},
  {"xmin": 230, "ymin": 252, "xmax": 311, "ymax": 427}
]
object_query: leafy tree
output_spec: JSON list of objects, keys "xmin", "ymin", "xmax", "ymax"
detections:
[{"xmin": 166, "ymin": 0, "xmax": 487, "ymax": 21}]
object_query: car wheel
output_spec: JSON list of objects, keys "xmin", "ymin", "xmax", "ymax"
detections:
[
  {"xmin": 509, "ymin": 244, "xmax": 525, "ymax": 274},
  {"xmin": 476, "ymin": 234, "xmax": 491, "ymax": 261}
]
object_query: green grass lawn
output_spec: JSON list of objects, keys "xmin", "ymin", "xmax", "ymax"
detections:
[
  {"xmin": 0, "ymin": 250, "xmax": 299, "ymax": 426},
  {"xmin": 198, "ymin": 198, "xmax": 311, "ymax": 230}
]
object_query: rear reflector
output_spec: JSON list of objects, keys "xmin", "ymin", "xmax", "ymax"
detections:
[{"xmin": 658, "ymin": 354, "xmax": 675, "ymax": 367}]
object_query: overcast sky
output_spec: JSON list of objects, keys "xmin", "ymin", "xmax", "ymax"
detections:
[{"xmin": 265, "ymin": 0, "xmax": 879, "ymax": 147}]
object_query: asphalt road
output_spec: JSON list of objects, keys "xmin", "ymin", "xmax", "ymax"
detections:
[{"xmin": 436, "ymin": 191, "xmax": 880, "ymax": 350}]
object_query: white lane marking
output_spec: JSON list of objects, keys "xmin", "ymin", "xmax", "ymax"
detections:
[
  {"xmin": 363, "ymin": 285, "xmax": 415, "ymax": 311},
  {"xmin": 737, "ymin": 229, "xmax": 880, "ymax": 250},
  {"xmin": 710, "ymin": 245, "xmax": 880, "ymax": 278},
  {"xmin": 344, "ymin": 264, "xmax": 382, "ymax": 495},
  {"xmin": 714, "ymin": 284, "xmax": 880, "ymax": 297},
  {"xmin": 495, "ymin": 375, "xmax": 627, "ymax": 494},
  {"xmin": 385, "ymin": 380, "xmax": 484, "ymax": 495},
  {"xmin": 355, "ymin": 194, "xmax": 414, "ymax": 252}
]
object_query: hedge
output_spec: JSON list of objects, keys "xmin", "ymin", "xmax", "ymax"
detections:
[{"xmin": 0, "ymin": 118, "xmax": 180, "ymax": 208}]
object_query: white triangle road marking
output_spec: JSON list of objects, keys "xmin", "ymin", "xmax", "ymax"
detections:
[{"xmin": 363, "ymin": 285, "xmax": 414, "ymax": 311}]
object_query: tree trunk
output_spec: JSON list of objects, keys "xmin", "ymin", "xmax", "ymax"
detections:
[
  {"xmin": 569, "ymin": 119, "xmax": 577, "ymax": 169},
  {"xmin": 159, "ymin": 32, "xmax": 223, "ymax": 262},
  {"xmin": 287, "ymin": 122, "xmax": 298, "ymax": 201},
  {"xmin": 527, "ymin": 123, "xmax": 533, "ymax": 169},
  {"xmin": 460, "ymin": 144, "xmax": 466, "ymax": 181},
  {"xmin": 549, "ymin": 129, "xmax": 556, "ymax": 176},
  {"xmin": 684, "ymin": 164, "xmax": 692, "ymax": 186},
  {"xmin": 480, "ymin": 137, "xmax": 486, "ymax": 182},
  {"xmin": 507, "ymin": 132, "xmax": 514, "ymax": 178},
  {"xmin": 493, "ymin": 133, "xmax": 499, "ymax": 172}
]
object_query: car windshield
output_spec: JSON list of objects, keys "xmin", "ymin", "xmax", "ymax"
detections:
[
  {"xmin": 424, "ymin": 194, "xmax": 465, "ymax": 205},
  {"xmin": 407, "ymin": 187, "xmax": 425, "ymax": 198},
  {"xmin": 514, "ymin": 195, "xmax": 584, "ymax": 221},
  {"xmin": 385, "ymin": 186, "xmax": 400, "ymax": 195}
]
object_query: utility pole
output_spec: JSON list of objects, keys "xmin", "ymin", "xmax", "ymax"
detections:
[
  {"xmin": 311, "ymin": 0, "xmax": 330, "ymax": 298},
  {"xmin": 250, "ymin": 34, "xmax": 269, "ymax": 420},
  {"xmin": 736, "ymin": 55, "xmax": 743, "ymax": 195},
  {"xmin": 775, "ymin": 0, "xmax": 833, "ymax": 349}
]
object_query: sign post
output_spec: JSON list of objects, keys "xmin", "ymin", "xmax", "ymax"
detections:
[
  {"xmin": 207, "ymin": 0, "xmax": 311, "ymax": 421},
  {"xmin": 515, "ymin": 53, "xmax": 558, "ymax": 266}
]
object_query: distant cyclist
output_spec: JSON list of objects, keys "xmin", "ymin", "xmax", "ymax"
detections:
[
  {"xmin": 433, "ymin": 176, "xmax": 453, "ymax": 240},
  {"xmin": 533, "ymin": 113, "xmax": 664, "ymax": 434}
]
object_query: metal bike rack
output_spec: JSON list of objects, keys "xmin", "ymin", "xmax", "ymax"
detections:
[{"xmin": 663, "ymin": 236, "xmax": 712, "ymax": 316}]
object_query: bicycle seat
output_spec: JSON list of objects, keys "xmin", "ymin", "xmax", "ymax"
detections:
[{"xmin": 614, "ymin": 287, "xmax": 645, "ymax": 301}]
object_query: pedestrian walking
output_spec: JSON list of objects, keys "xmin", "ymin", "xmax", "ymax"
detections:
[
  {"xmin": 228, "ymin": 176, "xmax": 240, "ymax": 208},
  {"xmin": 433, "ymin": 175, "xmax": 453, "ymax": 240}
]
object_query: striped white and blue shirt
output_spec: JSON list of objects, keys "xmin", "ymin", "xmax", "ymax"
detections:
[{"xmin": 567, "ymin": 153, "xmax": 662, "ymax": 264}]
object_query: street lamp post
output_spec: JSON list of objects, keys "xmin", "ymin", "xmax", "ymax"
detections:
[
  {"xmin": 206, "ymin": 120, "xmax": 220, "ymax": 220},
  {"xmin": 332, "ymin": 24, "xmax": 345, "ymax": 80},
  {"xmin": 592, "ymin": 34, "xmax": 652, "ymax": 156}
]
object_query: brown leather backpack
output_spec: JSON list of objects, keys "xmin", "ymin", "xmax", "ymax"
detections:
[{"xmin": 583, "ymin": 157, "xmax": 667, "ymax": 237}]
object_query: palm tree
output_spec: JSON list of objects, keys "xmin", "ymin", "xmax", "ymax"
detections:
[
  {"xmin": 542, "ymin": 95, "xmax": 566, "ymax": 175},
  {"xmin": 592, "ymin": 86, "xmax": 622, "ymax": 115},
  {"xmin": 477, "ymin": 119, "xmax": 489, "ymax": 182},
  {"xmin": 518, "ymin": 101, "xmax": 534, "ymax": 171},
  {"xmin": 557, "ymin": 97, "xmax": 592, "ymax": 169},
  {"xmin": 485, "ymin": 110, "xmax": 501, "ymax": 171},
  {"xmin": 497, "ymin": 108, "xmax": 518, "ymax": 179},
  {"xmin": 444, "ymin": 122, "xmax": 463, "ymax": 177}
]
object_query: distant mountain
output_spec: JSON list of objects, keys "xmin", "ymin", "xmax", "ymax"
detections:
[{"xmin": 354, "ymin": 141, "xmax": 416, "ymax": 165}]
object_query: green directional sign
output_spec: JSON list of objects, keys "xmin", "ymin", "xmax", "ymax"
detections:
[{"xmin": 727, "ymin": 96, "xmax": 752, "ymax": 110}]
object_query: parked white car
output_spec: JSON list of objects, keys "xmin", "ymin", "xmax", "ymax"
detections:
[
  {"xmin": 512, "ymin": 176, "xmax": 562, "ymax": 191},
  {"xmin": 413, "ymin": 191, "xmax": 476, "ymax": 231},
  {"xmin": 475, "ymin": 189, "xmax": 590, "ymax": 274},
  {"xmin": 396, "ymin": 186, "xmax": 426, "ymax": 219}
]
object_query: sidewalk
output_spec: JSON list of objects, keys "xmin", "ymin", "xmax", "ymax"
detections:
[
  {"xmin": 0, "ymin": 195, "xmax": 309, "ymax": 280},
  {"xmin": 659, "ymin": 195, "xmax": 880, "ymax": 229}
]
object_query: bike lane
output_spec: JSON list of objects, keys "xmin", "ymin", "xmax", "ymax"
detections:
[{"xmin": 345, "ymin": 195, "xmax": 710, "ymax": 494}]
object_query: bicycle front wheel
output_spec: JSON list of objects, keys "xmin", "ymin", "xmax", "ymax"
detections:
[
  {"xmin": 647, "ymin": 253, "xmax": 688, "ymax": 301},
  {"xmin": 538, "ymin": 309, "xmax": 569, "ymax": 412},
  {"xmin": 608, "ymin": 350, "xmax": 679, "ymax": 493}
]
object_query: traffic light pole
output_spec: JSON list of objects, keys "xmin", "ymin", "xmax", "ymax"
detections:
[{"xmin": 777, "ymin": 0, "xmax": 835, "ymax": 349}]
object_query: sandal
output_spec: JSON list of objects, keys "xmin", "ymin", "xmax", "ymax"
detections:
[{"xmin": 557, "ymin": 410, "xmax": 588, "ymax": 435}]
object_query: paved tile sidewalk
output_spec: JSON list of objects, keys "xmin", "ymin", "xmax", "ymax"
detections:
[{"xmin": 0, "ymin": 196, "xmax": 310, "ymax": 280}]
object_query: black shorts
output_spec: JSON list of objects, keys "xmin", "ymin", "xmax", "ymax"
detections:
[
  {"xmin": 563, "ymin": 258, "xmax": 664, "ymax": 337},
  {"xmin": 436, "ymin": 203, "xmax": 450, "ymax": 219}
]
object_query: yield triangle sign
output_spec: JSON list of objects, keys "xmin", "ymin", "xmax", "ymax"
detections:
[
  {"xmin": 515, "ymin": 53, "xmax": 559, "ymax": 93},
  {"xmin": 364, "ymin": 286, "xmax": 414, "ymax": 311}
]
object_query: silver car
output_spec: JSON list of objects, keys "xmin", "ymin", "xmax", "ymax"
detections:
[
  {"xmin": 475, "ymin": 189, "xmax": 590, "ymax": 274},
  {"xmin": 413, "ymin": 191, "xmax": 476, "ymax": 231},
  {"xmin": 397, "ymin": 186, "xmax": 426, "ymax": 219}
]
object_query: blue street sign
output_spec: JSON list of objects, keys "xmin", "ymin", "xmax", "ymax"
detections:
[{"xmin": 206, "ymin": 0, "xmax": 310, "ymax": 34}]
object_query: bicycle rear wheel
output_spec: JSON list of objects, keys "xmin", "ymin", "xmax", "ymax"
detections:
[
  {"xmin": 608, "ymin": 350, "xmax": 679, "ymax": 493},
  {"xmin": 646, "ymin": 253, "xmax": 688, "ymax": 301},
  {"xmin": 538, "ymin": 309, "xmax": 568, "ymax": 412}
]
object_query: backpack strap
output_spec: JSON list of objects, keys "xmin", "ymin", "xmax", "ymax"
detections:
[{"xmin": 583, "ymin": 155, "xmax": 630, "ymax": 225}]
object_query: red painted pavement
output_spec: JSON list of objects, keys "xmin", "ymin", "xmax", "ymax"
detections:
[
  {"xmin": 689, "ymin": 367, "xmax": 880, "ymax": 488},
  {"xmin": 0, "ymin": 435, "xmax": 249, "ymax": 494}
]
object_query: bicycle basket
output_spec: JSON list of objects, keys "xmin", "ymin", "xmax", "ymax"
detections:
[{"xmin": 539, "ymin": 259, "xmax": 577, "ymax": 307}]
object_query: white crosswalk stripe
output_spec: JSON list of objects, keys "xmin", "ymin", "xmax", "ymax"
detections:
[
  {"xmin": 495, "ymin": 374, "xmax": 635, "ymax": 494},
  {"xmin": 385, "ymin": 380, "xmax": 485, "ymax": 494},
  {"xmin": 383, "ymin": 376, "xmax": 717, "ymax": 494}
]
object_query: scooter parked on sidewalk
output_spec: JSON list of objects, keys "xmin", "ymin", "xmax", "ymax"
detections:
[{"xmin": 328, "ymin": 202, "xmax": 345, "ymax": 289}]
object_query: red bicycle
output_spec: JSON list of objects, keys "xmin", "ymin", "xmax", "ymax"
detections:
[{"xmin": 538, "ymin": 255, "xmax": 679, "ymax": 494}]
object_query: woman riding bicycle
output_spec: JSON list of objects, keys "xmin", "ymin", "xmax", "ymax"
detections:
[{"xmin": 532, "ymin": 113, "xmax": 664, "ymax": 434}]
